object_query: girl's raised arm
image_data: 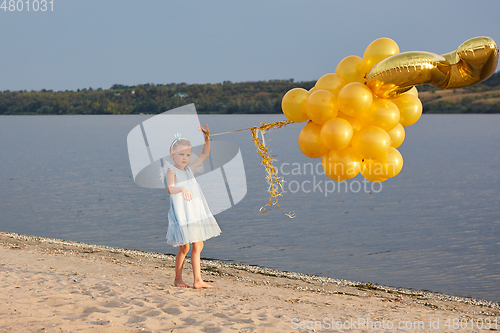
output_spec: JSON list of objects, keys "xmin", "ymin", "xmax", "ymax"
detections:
[{"xmin": 189, "ymin": 125, "xmax": 210, "ymax": 170}]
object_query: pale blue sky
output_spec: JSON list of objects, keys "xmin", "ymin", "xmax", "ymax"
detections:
[{"xmin": 1, "ymin": 0, "xmax": 499, "ymax": 91}]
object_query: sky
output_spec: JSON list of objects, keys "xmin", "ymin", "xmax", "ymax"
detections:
[{"xmin": 1, "ymin": 0, "xmax": 499, "ymax": 92}]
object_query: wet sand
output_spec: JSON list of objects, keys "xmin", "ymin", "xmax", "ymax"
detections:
[{"xmin": 0, "ymin": 231, "xmax": 498, "ymax": 332}]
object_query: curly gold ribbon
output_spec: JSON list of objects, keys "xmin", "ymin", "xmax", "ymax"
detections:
[
  {"xmin": 211, "ymin": 120, "xmax": 295, "ymax": 218},
  {"xmin": 367, "ymin": 36, "xmax": 499, "ymax": 98}
]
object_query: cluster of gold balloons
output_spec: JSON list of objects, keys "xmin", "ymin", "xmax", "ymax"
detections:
[
  {"xmin": 282, "ymin": 37, "xmax": 423, "ymax": 182},
  {"xmin": 283, "ymin": 36, "xmax": 499, "ymax": 183}
]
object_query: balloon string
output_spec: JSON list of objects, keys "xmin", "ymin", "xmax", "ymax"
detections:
[
  {"xmin": 210, "ymin": 120, "xmax": 294, "ymax": 137},
  {"xmin": 210, "ymin": 120, "xmax": 296, "ymax": 218}
]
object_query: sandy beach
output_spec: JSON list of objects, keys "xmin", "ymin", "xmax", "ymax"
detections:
[{"xmin": 0, "ymin": 232, "xmax": 498, "ymax": 332}]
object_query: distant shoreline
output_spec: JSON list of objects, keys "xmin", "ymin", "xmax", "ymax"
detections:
[{"xmin": 1, "ymin": 72, "xmax": 499, "ymax": 115}]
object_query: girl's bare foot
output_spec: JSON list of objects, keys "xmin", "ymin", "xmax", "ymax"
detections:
[
  {"xmin": 174, "ymin": 279, "xmax": 190, "ymax": 288},
  {"xmin": 193, "ymin": 280, "xmax": 214, "ymax": 289}
]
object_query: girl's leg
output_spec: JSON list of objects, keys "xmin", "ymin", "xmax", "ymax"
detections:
[
  {"xmin": 174, "ymin": 244, "xmax": 190, "ymax": 287},
  {"xmin": 191, "ymin": 241, "xmax": 214, "ymax": 289}
]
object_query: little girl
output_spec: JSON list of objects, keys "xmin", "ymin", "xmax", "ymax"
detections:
[{"xmin": 165, "ymin": 125, "xmax": 221, "ymax": 289}]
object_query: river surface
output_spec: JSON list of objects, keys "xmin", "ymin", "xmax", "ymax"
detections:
[{"xmin": 0, "ymin": 114, "xmax": 499, "ymax": 302}]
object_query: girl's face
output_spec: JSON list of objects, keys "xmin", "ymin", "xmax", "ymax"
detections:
[{"xmin": 171, "ymin": 144, "xmax": 192, "ymax": 169}]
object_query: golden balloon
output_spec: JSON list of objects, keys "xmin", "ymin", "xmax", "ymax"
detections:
[
  {"xmin": 298, "ymin": 121, "xmax": 329, "ymax": 158},
  {"xmin": 362, "ymin": 37, "xmax": 400, "ymax": 75},
  {"xmin": 315, "ymin": 73, "xmax": 345, "ymax": 96},
  {"xmin": 351, "ymin": 126, "xmax": 391, "ymax": 160},
  {"xmin": 337, "ymin": 112, "xmax": 365, "ymax": 133},
  {"xmin": 387, "ymin": 123, "xmax": 405, "ymax": 148},
  {"xmin": 282, "ymin": 88, "xmax": 310, "ymax": 123},
  {"xmin": 335, "ymin": 55, "xmax": 365, "ymax": 84},
  {"xmin": 393, "ymin": 93, "xmax": 422, "ymax": 127},
  {"xmin": 360, "ymin": 98, "xmax": 400, "ymax": 131},
  {"xmin": 306, "ymin": 90, "xmax": 338, "ymax": 125},
  {"xmin": 363, "ymin": 147, "xmax": 403, "ymax": 179},
  {"xmin": 322, "ymin": 147, "xmax": 362, "ymax": 181},
  {"xmin": 367, "ymin": 36, "xmax": 499, "ymax": 98},
  {"xmin": 338, "ymin": 82, "xmax": 373, "ymax": 117},
  {"xmin": 320, "ymin": 118, "xmax": 353, "ymax": 151},
  {"xmin": 361, "ymin": 164, "xmax": 388, "ymax": 182},
  {"xmin": 406, "ymin": 86, "xmax": 419, "ymax": 98}
]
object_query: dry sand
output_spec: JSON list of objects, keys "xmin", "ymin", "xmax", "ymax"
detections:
[{"xmin": 0, "ymin": 231, "xmax": 498, "ymax": 332}]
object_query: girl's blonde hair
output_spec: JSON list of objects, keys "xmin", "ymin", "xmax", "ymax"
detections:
[{"xmin": 170, "ymin": 138, "xmax": 192, "ymax": 154}]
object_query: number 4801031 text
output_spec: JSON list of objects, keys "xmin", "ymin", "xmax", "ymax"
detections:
[{"xmin": 1, "ymin": 0, "xmax": 54, "ymax": 12}]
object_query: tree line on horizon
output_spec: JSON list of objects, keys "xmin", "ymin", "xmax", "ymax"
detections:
[{"xmin": 0, "ymin": 72, "xmax": 499, "ymax": 115}]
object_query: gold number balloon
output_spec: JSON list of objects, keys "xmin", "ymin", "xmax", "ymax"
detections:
[{"xmin": 367, "ymin": 36, "xmax": 499, "ymax": 98}]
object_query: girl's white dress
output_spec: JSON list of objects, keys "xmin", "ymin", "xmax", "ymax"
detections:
[{"xmin": 165, "ymin": 165, "xmax": 221, "ymax": 247}]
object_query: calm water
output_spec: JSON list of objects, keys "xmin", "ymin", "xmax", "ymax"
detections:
[{"xmin": 0, "ymin": 114, "xmax": 499, "ymax": 302}]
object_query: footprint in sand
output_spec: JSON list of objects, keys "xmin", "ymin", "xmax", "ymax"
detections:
[
  {"xmin": 91, "ymin": 282, "xmax": 117, "ymax": 296},
  {"xmin": 201, "ymin": 326, "xmax": 223, "ymax": 333},
  {"xmin": 126, "ymin": 316, "xmax": 147, "ymax": 324},
  {"xmin": 161, "ymin": 307, "xmax": 182, "ymax": 316},
  {"xmin": 182, "ymin": 317, "xmax": 198, "ymax": 325},
  {"xmin": 148, "ymin": 309, "xmax": 163, "ymax": 317},
  {"xmin": 130, "ymin": 299, "xmax": 145, "ymax": 307},
  {"xmin": 80, "ymin": 306, "xmax": 110, "ymax": 319},
  {"xmin": 101, "ymin": 299, "xmax": 124, "ymax": 308}
]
